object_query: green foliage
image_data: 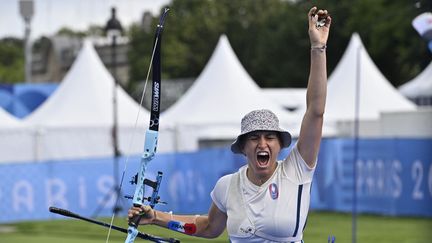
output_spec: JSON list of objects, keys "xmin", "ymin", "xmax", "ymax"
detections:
[
  {"xmin": 3, "ymin": 0, "xmax": 429, "ymax": 87},
  {"xmin": 56, "ymin": 27, "xmax": 87, "ymax": 38},
  {"xmin": 0, "ymin": 38, "xmax": 24, "ymax": 83},
  {"xmin": 300, "ymin": 0, "xmax": 431, "ymax": 87},
  {"xmin": 128, "ymin": 0, "xmax": 430, "ymax": 89},
  {"xmin": 343, "ymin": 0, "xmax": 429, "ymax": 86},
  {"xmin": 128, "ymin": 0, "xmax": 228, "ymax": 85}
]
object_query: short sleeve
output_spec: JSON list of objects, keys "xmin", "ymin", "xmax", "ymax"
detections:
[
  {"xmin": 210, "ymin": 174, "xmax": 232, "ymax": 213},
  {"xmin": 282, "ymin": 142, "xmax": 316, "ymax": 184}
]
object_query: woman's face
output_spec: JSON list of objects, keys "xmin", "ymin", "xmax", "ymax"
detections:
[{"xmin": 242, "ymin": 131, "xmax": 281, "ymax": 185}]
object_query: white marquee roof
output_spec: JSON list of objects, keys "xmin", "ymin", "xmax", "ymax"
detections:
[
  {"xmin": 262, "ymin": 88, "xmax": 306, "ymax": 111},
  {"xmin": 325, "ymin": 33, "xmax": 416, "ymax": 121},
  {"xmin": 0, "ymin": 107, "xmax": 22, "ymax": 128},
  {"xmin": 399, "ymin": 61, "xmax": 432, "ymax": 98},
  {"xmin": 25, "ymin": 40, "xmax": 149, "ymax": 127},
  {"xmin": 161, "ymin": 35, "xmax": 297, "ymax": 128}
]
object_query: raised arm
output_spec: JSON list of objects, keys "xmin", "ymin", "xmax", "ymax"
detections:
[{"xmin": 297, "ymin": 6, "xmax": 332, "ymax": 167}]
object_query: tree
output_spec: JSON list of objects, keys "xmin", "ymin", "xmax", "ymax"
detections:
[
  {"xmin": 128, "ymin": 0, "xmax": 228, "ymax": 87},
  {"xmin": 0, "ymin": 38, "xmax": 24, "ymax": 83},
  {"xmin": 56, "ymin": 27, "xmax": 87, "ymax": 38},
  {"xmin": 128, "ymin": 0, "xmax": 305, "ymax": 87},
  {"xmin": 299, "ymin": 0, "xmax": 431, "ymax": 87},
  {"xmin": 128, "ymin": 0, "xmax": 431, "ymax": 89},
  {"xmin": 342, "ymin": 0, "xmax": 430, "ymax": 86}
]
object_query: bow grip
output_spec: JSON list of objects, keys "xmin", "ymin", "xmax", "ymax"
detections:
[{"xmin": 128, "ymin": 205, "xmax": 144, "ymax": 228}]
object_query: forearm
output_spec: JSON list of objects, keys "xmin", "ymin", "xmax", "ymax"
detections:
[
  {"xmin": 151, "ymin": 211, "xmax": 197, "ymax": 234},
  {"xmin": 152, "ymin": 210, "xmax": 196, "ymax": 226},
  {"xmin": 151, "ymin": 211, "xmax": 220, "ymax": 238},
  {"xmin": 306, "ymin": 47, "xmax": 327, "ymax": 116}
]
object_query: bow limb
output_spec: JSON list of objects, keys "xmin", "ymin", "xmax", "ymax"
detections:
[
  {"xmin": 46, "ymin": 8, "xmax": 171, "ymax": 243},
  {"xmin": 124, "ymin": 8, "xmax": 170, "ymax": 243}
]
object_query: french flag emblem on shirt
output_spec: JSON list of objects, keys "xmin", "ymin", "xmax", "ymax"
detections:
[{"xmin": 269, "ymin": 183, "xmax": 279, "ymax": 199}]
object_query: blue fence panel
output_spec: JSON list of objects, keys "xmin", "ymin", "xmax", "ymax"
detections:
[
  {"xmin": 0, "ymin": 148, "xmax": 245, "ymax": 223},
  {"xmin": 313, "ymin": 138, "xmax": 432, "ymax": 217},
  {"xmin": 0, "ymin": 138, "xmax": 431, "ymax": 223}
]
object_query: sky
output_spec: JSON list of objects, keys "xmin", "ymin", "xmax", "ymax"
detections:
[{"xmin": 0, "ymin": 0, "xmax": 171, "ymax": 40}]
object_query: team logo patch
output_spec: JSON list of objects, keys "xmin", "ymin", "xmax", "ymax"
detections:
[{"xmin": 269, "ymin": 183, "xmax": 279, "ymax": 199}]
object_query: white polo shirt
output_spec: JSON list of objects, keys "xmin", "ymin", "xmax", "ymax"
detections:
[{"xmin": 211, "ymin": 144, "xmax": 315, "ymax": 243}]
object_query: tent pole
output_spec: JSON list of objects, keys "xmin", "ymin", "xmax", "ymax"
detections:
[{"xmin": 352, "ymin": 44, "xmax": 362, "ymax": 243}]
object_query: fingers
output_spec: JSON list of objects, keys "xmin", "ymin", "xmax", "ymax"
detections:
[
  {"xmin": 131, "ymin": 205, "xmax": 156, "ymax": 222},
  {"xmin": 308, "ymin": 6, "xmax": 330, "ymax": 29},
  {"xmin": 317, "ymin": 9, "xmax": 331, "ymax": 27},
  {"xmin": 308, "ymin": 6, "xmax": 317, "ymax": 19},
  {"xmin": 127, "ymin": 206, "xmax": 143, "ymax": 218},
  {"xmin": 325, "ymin": 15, "xmax": 332, "ymax": 28},
  {"xmin": 141, "ymin": 205, "xmax": 153, "ymax": 216}
]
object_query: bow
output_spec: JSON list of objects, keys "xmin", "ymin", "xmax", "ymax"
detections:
[
  {"xmin": 124, "ymin": 8, "xmax": 170, "ymax": 243},
  {"xmin": 48, "ymin": 8, "xmax": 174, "ymax": 243},
  {"xmin": 49, "ymin": 206, "xmax": 178, "ymax": 242}
]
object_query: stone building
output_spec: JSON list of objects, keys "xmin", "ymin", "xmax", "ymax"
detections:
[{"xmin": 31, "ymin": 35, "xmax": 130, "ymax": 86}]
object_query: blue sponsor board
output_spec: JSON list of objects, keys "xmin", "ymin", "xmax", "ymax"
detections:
[
  {"xmin": 0, "ymin": 138, "xmax": 431, "ymax": 223},
  {"xmin": 0, "ymin": 148, "xmax": 240, "ymax": 223},
  {"xmin": 313, "ymin": 138, "xmax": 432, "ymax": 217}
]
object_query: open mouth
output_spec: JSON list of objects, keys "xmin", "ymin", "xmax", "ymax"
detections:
[{"xmin": 256, "ymin": 151, "xmax": 270, "ymax": 167}]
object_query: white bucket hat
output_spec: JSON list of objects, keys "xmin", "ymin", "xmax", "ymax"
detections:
[{"xmin": 231, "ymin": 109, "xmax": 292, "ymax": 154}]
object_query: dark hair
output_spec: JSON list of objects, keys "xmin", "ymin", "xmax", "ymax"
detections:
[
  {"xmin": 276, "ymin": 132, "xmax": 283, "ymax": 147},
  {"xmin": 238, "ymin": 131, "xmax": 284, "ymax": 152},
  {"xmin": 237, "ymin": 134, "xmax": 247, "ymax": 152}
]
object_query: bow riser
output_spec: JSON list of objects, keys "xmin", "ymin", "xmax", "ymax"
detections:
[
  {"xmin": 126, "ymin": 130, "xmax": 159, "ymax": 242},
  {"xmin": 132, "ymin": 130, "xmax": 158, "ymax": 205}
]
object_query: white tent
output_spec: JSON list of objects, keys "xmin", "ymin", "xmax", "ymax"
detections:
[
  {"xmin": 262, "ymin": 88, "xmax": 307, "ymax": 112},
  {"xmin": 160, "ymin": 35, "xmax": 299, "ymax": 151},
  {"xmin": 0, "ymin": 108, "xmax": 35, "ymax": 163},
  {"xmin": 324, "ymin": 33, "xmax": 416, "ymax": 137},
  {"xmin": 0, "ymin": 107, "xmax": 22, "ymax": 127},
  {"xmin": 24, "ymin": 40, "xmax": 150, "ymax": 161},
  {"xmin": 325, "ymin": 33, "xmax": 416, "ymax": 122},
  {"xmin": 398, "ymin": 61, "xmax": 432, "ymax": 98}
]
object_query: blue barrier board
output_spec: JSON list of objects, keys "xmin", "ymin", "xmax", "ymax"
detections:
[{"xmin": 0, "ymin": 138, "xmax": 431, "ymax": 223}]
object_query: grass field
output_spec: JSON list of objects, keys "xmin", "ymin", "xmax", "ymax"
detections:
[{"xmin": 0, "ymin": 211, "xmax": 431, "ymax": 243}]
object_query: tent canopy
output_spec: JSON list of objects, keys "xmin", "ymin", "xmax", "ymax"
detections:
[
  {"xmin": 325, "ymin": 33, "xmax": 416, "ymax": 122},
  {"xmin": 0, "ymin": 107, "xmax": 23, "ymax": 128},
  {"xmin": 21, "ymin": 40, "xmax": 150, "ymax": 161},
  {"xmin": 159, "ymin": 35, "xmax": 300, "ymax": 151},
  {"xmin": 262, "ymin": 88, "xmax": 306, "ymax": 111},
  {"xmin": 398, "ymin": 61, "xmax": 432, "ymax": 98},
  {"xmin": 25, "ymin": 40, "xmax": 149, "ymax": 127},
  {"xmin": 161, "ymin": 35, "xmax": 296, "ymax": 127}
]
